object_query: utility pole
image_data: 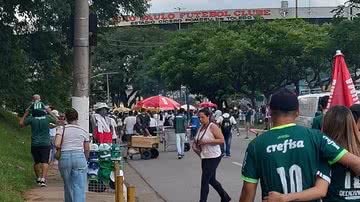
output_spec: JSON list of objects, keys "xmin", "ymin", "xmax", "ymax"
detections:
[
  {"xmin": 73, "ymin": 0, "xmax": 89, "ymax": 131},
  {"xmin": 91, "ymin": 72, "xmax": 120, "ymax": 106},
  {"xmin": 106, "ymin": 74, "xmax": 110, "ymax": 104},
  {"xmin": 295, "ymin": 0, "xmax": 298, "ymax": 18},
  {"xmin": 174, "ymin": 7, "xmax": 184, "ymax": 30}
]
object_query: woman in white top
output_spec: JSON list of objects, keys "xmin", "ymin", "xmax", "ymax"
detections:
[
  {"xmin": 195, "ymin": 108, "xmax": 231, "ymax": 202},
  {"xmin": 55, "ymin": 108, "xmax": 90, "ymax": 202}
]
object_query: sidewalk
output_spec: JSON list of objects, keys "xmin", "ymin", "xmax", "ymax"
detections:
[
  {"xmin": 25, "ymin": 161, "xmax": 164, "ymax": 202},
  {"xmin": 25, "ymin": 163, "xmax": 115, "ymax": 202}
]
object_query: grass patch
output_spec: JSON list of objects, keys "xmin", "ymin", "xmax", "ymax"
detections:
[{"xmin": 0, "ymin": 110, "xmax": 34, "ymax": 202}]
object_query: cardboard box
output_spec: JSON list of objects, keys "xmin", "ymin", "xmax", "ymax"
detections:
[{"xmin": 131, "ymin": 136, "xmax": 160, "ymax": 148}]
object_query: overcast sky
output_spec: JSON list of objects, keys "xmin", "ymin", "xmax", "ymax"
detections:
[{"xmin": 148, "ymin": 0, "xmax": 346, "ymax": 13}]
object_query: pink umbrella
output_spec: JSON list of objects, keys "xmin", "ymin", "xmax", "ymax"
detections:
[
  {"xmin": 134, "ymin": 95, "xmax": 180, "ymax": 110},
  {"xmin": 199, "ymin": 101, "xmax": 217, "ymax": 108}
]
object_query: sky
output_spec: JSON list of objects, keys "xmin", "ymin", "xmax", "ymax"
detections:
[{"xmin": 148, "ymin": 0, "xmax": 346, "ymax": 13}]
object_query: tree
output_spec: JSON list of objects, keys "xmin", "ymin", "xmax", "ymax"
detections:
[
  {"xmin": 329, "ymin": 18, "xmax": 360, "ymax": 82},
  {"xmin": 149, "ymin": 24, "xmax": 233, "ymax": 106},
  {"xmin": 151, "ymin": 20, "xmax": 330, "ymax": 106},
  {"xmin": 333, "ymin": 0, "xmax": 360, "ymax": 18},
  {"xmin": 0, "ymin": 0, "xmax": 149, "ymax": 112},
  {"xmin": 92, "ymin": 26, "xmax": 169, "ymax": 107}
]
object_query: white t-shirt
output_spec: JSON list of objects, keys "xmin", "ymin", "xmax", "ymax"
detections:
[
  {"xmin": 110, "ymin": 118, "xmax": 117, "ymax": 139},
  {"xmin": 49, "ymin": 128, "xmax": 57, "ymax": 137},
  {"xmin": 216, "ymin": 113, "xmax": 237, "ymax": 125},
  {"xmin": 150, "ymin": 118, "xmax": 157, "ymax": 127},
  {"xmin": 124, "ymin": 116, "xmax": 137, "ymax": 135},
  {"xmin": 57, "ymin": 124, "xmax": 89, "ymax": 151}
]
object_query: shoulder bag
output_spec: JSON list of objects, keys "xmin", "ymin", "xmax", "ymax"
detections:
[{"xmin": 55, "ymin": 126, "xmax": 66, "ymax": 160}]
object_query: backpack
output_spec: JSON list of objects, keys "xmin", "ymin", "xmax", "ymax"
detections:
[
  {"xmin": 164, "ymin": 116, "xmax": 171, "ymax": 126},
  {"xmin": 221, "ymin": 116, "xmax": 232, "ymax": 134}
]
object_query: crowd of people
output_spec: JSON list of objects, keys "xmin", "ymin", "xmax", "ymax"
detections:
[{"xmin": 19, "ymin": 88, "xmax": 360, "ymax": 202}]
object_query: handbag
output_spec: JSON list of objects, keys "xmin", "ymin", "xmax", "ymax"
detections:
[
  {"xmin": 55, "ymin": 126, "xmax": 66, "ymax": 160},
  {"xmin": 192, "ymin": 123, "xmax": 210, "ymax": 157}
]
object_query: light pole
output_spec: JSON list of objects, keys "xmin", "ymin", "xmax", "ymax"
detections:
[
  {"xmin": 174, "ymin": 7, "xmax": 185, "ymax": 30},
  {"xmin": 91, "ymin": 72, "xmax": 120, "ymax": 105},
  {"xmin": 186, "ymin": 87, "xmax": 190, "ymax": 121},
  {"xmin": 181, "ymin": 85, "xmax": 190, "ymax": 121},
  {"xmin": 295, "ymin": 0, "xmax": 298, "ymax": 18},
  {"xmin": 73, "ymin": 0, "xmax": 89, "ymax": 131}
]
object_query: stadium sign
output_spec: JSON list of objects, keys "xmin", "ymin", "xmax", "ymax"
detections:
[{"xmin": 110, "ymin": 7, "xmax": 340, "ymax": 27}]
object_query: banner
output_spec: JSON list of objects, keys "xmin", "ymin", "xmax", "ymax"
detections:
[{"xmin": 110, "ymin": 7, "xmax": 337, "ymax": 27}]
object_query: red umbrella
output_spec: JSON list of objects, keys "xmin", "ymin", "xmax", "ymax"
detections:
[
  {"xmin": 134, "ymin": 95, "xmax": 180, "ymax": 110},
  {"xmin": 327, "ymin": 50, "xmax": 359, "ymax": 108},
  {"xmin": 199, "ymin": 101, "xmax": 217, "ymax": 108}
]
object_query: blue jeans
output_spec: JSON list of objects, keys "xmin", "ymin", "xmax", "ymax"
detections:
[
  {"xmin": 223, "ymin": 132, "xmax": 232, "ymax": 156},
  {"xmin": 58, "ymin": 150, "xmax": 87, "ymax": 202},
  {"xmin": 49, "ymin": 136, "xmax": 56, "ymax": 162}
]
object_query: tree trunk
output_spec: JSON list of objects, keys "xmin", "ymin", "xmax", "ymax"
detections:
[{"xmin": 251, "ymin": 89, "xmax": 256, "ymax": 108}]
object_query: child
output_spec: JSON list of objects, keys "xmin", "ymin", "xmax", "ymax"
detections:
[{"xmin": 27, "ymin": 94, "xmax": 49, "ymax": 117}]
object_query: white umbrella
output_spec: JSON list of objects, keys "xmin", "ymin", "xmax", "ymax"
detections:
[{"xmin": 181, "ymin": 104, "xmax": 196, "ymax": 110}]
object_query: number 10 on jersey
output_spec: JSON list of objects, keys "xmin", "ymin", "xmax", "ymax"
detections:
[{"xmin": 277, "ymin": 164, "xmax": 303, "ymax": 194}]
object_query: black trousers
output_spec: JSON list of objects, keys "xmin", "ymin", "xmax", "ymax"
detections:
[{"xmin": 200, "ymin": 156, "xmax": 230, "ymax": 202}]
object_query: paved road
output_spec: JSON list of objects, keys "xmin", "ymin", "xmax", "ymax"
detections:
[{"xmin": 128, "ymin": 132, "xmax": 262, "ymax": 202}]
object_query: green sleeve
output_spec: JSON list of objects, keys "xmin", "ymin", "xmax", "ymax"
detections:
[
  {"xmin": 317, "ymin": 131, "xmax": 348, "ymax": 165},
  {"xmin": 24, "ymin": 116, "xmax": 32, "ymax": 126},
  {"xmin": 241, "ymin": 141, "xmax": 259, "ymax": 183},
  {"xmin": 47, "ymin": 115, "xmax": 56, "ymax": 124}
]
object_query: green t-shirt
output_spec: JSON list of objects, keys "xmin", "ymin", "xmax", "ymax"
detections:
[
  {"xmin": 323, "ymin": 163, "xmax": 360, "ymax": 201},
  {"xmin": 241, "ymin": 124, "xmax": 347, "ymax": 200},
  {"xmin": 24, "ymin": 115, "xmax": 56, "ymax": 147},
  {"xmin": 311, "ymin": 114, "xmax": 323, "ymax": 130},
  {"xmin": 174, "ymin": 115, "xmax": 186, "ymax": 134}
]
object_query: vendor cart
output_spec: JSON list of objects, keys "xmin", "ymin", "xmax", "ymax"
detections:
[{"xmin": 128, "ymin": 135, "xmax": 160, "ymax": 160}]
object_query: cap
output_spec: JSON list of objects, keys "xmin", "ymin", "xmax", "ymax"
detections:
[
  {"xmin": 90, "ymin": 143, "xmax": 99, "ymax": 152},
  {"xmin": 51, "ymin": 110, "xmax": 60, "ymax": 117},
  {"xmin": 270, "ymin": 88, "xmax": 299, "ymax": 112},
  {"xmin": 94, "ymin": 102, "xmax": 110, "ymax": 110}
]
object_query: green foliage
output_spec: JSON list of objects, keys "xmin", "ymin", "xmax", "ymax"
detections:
[
  {"xmin": 0, "ymin": 110, "xmax": 34, "ymax": 202},
  {"xmin": 0, "ymin": 0, "xmax": 149, "ymax": 112},
  {"xmin": 93, "ymin": 26, "xmax": 170, "ymax": 106},
  {"xmin": 329, "ymin": 18, "xmax": 360, "ymax": 80},
  {"xmin": 150, "ymin": 20, "xmax": 331, "ymax": 104}
]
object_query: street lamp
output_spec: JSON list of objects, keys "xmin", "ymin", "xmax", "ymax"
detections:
[
  {"xmin": 181, "ymin": 85, "xmax": 190, "ymax": 120},
  {"xmin": 91, "ymin": 72, "xmax": 120, "ymax": 105},
  {"xmin": 174, "ymin": 7, "xmax": 185, "ymax": 30}
]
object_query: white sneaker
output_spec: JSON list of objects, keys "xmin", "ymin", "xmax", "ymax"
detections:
[{"xmin": 39, "ymin": 179, "xmax": 47, "ymax": 187}]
